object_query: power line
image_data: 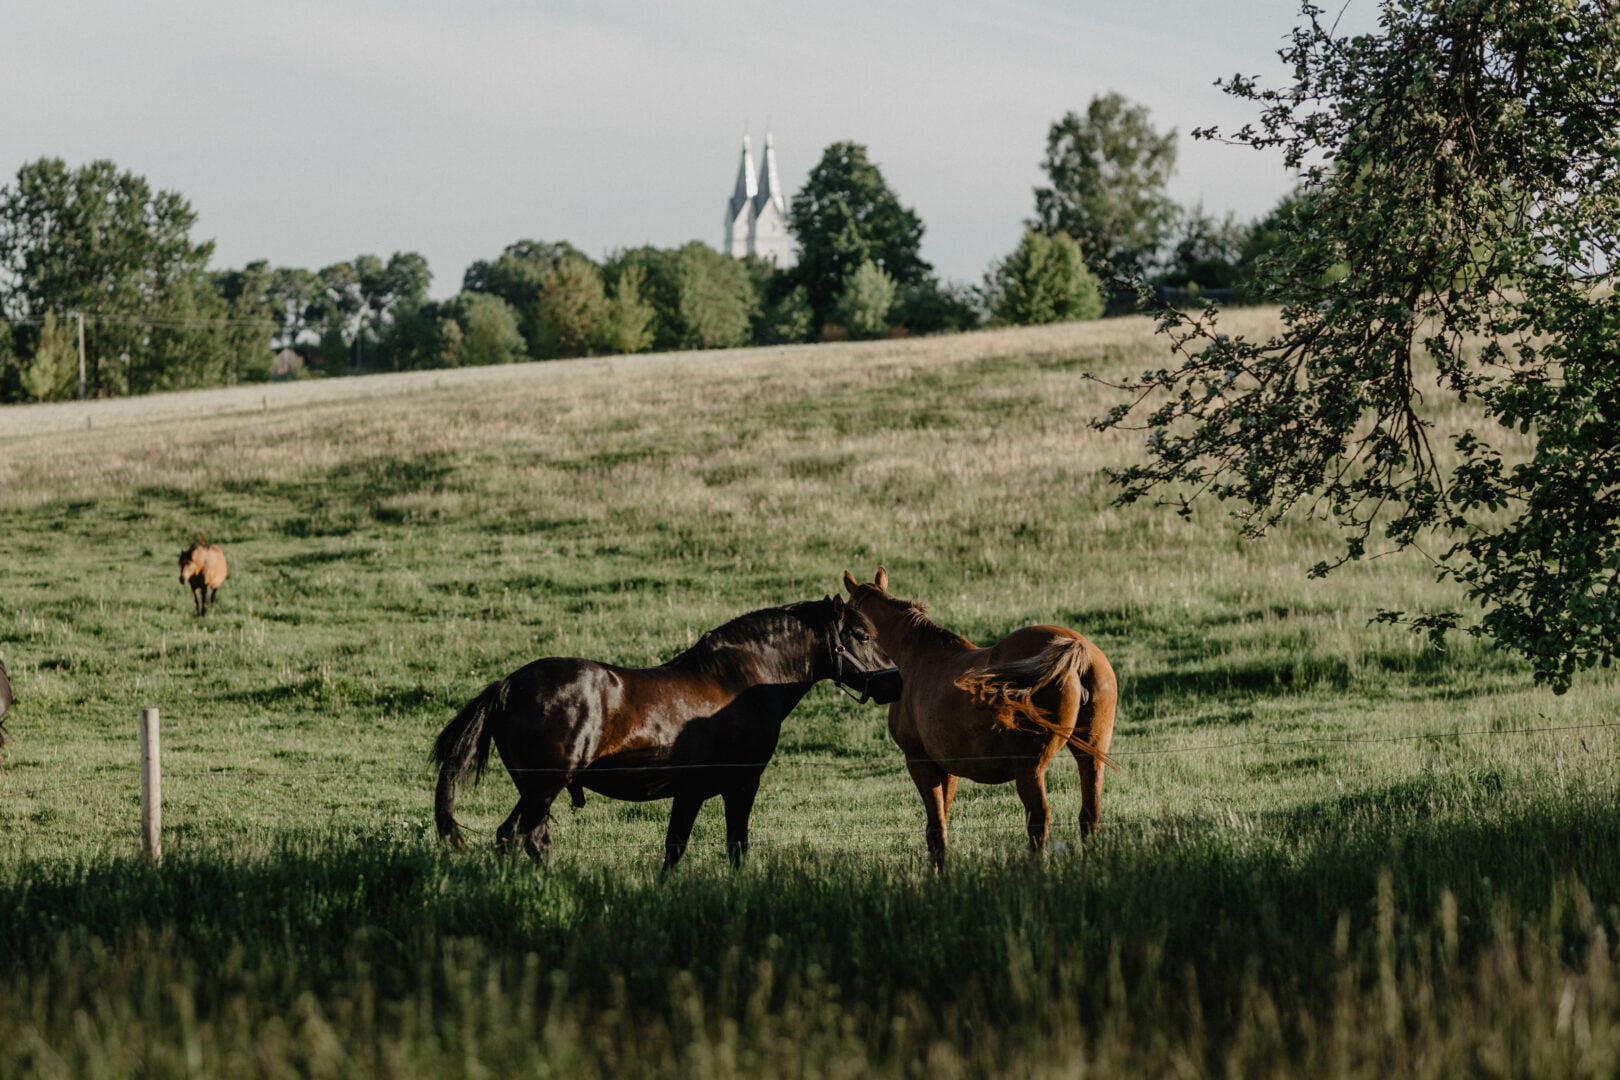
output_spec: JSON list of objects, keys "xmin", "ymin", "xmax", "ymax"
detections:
[{"xmin": 4, "ymin": 311, "xmax": 280, "ymax": 330}]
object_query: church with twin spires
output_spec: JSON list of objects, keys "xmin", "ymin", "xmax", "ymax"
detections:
[{"xmin": 724, "ymin": 132, "xmax": 792, "ymax": 266}]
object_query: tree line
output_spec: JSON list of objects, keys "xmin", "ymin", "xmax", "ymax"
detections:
[{"xmin": 0, "ymin": 98, "xmax": 1290, "ymax": 403}]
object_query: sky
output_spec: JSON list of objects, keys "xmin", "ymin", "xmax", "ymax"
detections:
[{"xmin": 5, "ymin": 0, "xmax": 1379, "ymax": 299}]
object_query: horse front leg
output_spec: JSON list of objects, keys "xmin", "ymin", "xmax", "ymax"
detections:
[
  {"xmin": 722, "ymin": 774, "xmax": 762, "ymax": 868},
  {"xmin": 1014, "ymin": 767, "xmax": 1052, "ymax": 854},
  {"xmin": 905, "ymin": 759, "xmax": 954, "ymax": 872},
  {"xmin": 663, "ymin": 793, "xmax": 705, "ymax": 873}
]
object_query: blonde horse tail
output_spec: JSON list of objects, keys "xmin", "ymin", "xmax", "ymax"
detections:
[{"xmin": 954, "ymin": 639, "xmax": 1120, "ymax": 771}]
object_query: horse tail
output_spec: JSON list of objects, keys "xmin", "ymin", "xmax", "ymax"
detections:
[
  {"xmin": 432, "ymin": 678, "xmax": 508, "ymax": 848},
  {"xmin": 954, "ymin": 638, "xmax": 1120, "ymax": 771}
]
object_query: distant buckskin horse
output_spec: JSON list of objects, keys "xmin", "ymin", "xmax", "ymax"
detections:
[
  {"xmin": 433, "ymin": 597, "xmax": 894, "ymax": 868},
  {"xmin": 842, "ymin": 569, "xmax": 1117, "ymax": 868},
  {"xmin": 179, "ymin": 537, "xmax": 228, "ymax": 616}
]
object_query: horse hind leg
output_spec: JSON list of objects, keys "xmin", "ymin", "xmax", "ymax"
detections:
[
  {"xmin": 1073, "ymin": 751, "xmax": 1103, "ymax": 836},
  {"xmin": 496, "ymin": 781, "xmax": 567, "ymax": 860},
  {"xmin": 1014, "ymin": 767, "xmax": 1053, "ymax": 853},
  {"xmin": 1071, "ymin": 680, "xmax": 1117, "ymax": 838}
]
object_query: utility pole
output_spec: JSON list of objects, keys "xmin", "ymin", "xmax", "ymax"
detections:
[{"xmin": 73, "ymin": 311, "xmax": 86, "ymax": 400}]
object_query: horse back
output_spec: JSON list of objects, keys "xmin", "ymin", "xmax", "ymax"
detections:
[
  {"xmin": 499, "ymin": 658, "xmax": 741, "ymax": 765},
  {"xmin": 182, "ymin": 543, "xmax": 228, "ymax": 588}
]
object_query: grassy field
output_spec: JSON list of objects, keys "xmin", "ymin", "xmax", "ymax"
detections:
[{"xmin": 0, "ymin": 311, "xmax": 1616, "ymax": 1077}]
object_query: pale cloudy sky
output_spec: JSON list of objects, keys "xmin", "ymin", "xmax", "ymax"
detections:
[{"xmin": 5, "ymin": 0, "xmax": 1378, "ymax": 297}]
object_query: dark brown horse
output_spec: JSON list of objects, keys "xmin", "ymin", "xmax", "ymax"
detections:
[
  {"xmin": 843, "ymin": 569, "xmax": 1117, "ymax": 868},
  {"xmin": 433, "ymin": 596, "xmax": 892, "ymax": 868}
]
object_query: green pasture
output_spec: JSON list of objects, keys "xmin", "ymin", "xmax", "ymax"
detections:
[{"xmin": 0, "ymin": 315, "xmax": 1615, "ymax": 1077}]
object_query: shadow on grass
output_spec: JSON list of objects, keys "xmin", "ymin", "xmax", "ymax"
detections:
[
  {"xmin": 1056, "ymin": 598, "xmax": 1509, "ymax": 714},
  {"xmin": 2, "ymin": 786, "xmax": 1613, "ymax": 1012}
]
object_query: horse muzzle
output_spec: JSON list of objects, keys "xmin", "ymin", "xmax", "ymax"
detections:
[{"xmin": 832, "ymin": 659, "xmax": 903, "ymax": 705}]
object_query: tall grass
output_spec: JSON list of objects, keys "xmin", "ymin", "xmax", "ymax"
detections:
[{"xmin": 0, "ymin": 312, "xmax": 1616, "ymax": 1076}]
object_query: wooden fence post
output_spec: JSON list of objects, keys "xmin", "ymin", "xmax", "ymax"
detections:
[{"xmin": 139, "ymin": 707, "xmax": 162, "ymax": 863}]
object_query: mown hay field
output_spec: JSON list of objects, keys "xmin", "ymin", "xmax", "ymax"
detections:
[{"xmin": 0, "ymin": 311, "xmax": 1616, "ymax": 1078}]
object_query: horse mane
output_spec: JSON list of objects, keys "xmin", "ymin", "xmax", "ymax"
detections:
[
  {"xmin": 875, "ymin": 593, "xmax": 974, "ymax": 650},
  {"xmin": 662, "ymin": 600, "xmax": 831, "ymax": 678}
]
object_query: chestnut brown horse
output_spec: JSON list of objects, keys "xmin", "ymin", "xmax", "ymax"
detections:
[
  {"xmin": 433, "ymin": 596, "xmax": 892, "ymax": 868},
  {"xmin": 179, "ymin": 537, "xmax": 228, "ymax": 616},
  {"xmin": 842, "ymin": 568, "xmax": 1117, "ymax": 868}
]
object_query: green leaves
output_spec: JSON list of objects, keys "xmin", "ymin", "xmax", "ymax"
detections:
[
  {"xmin": 0, "ymin": 158, "xmax": 216, "ymax": 396},
  {"xmin": 788, "ymin": 142, "xmax": 930, "ymax": 330},
  {"xmin": 986, "ymin": 230, "xmax": 1104, "ymax": 326},
  {"xmin": 832, "ymin": 260, "xmax": 898, "ymax": 340},
  {"xmin": 1101, "ymin": 0, "xmax": 1620, "ymax": 691},
  {"xmin": 1032, "ymin": 93, "xmax": 1179, "ymax": 276}
]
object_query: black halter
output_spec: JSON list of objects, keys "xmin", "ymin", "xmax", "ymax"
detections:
[{"xmin": 826, "ymin": 618, "xmax": 902, "ymax": 705}]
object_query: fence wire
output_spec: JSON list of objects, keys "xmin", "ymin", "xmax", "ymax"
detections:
[{"xmin": 2, "ymin": 716, "xmax": 1614, "ymax": 786}]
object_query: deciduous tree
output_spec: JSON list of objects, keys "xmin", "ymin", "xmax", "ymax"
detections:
[
  {"xmin": 450, "ymin": 291, "xmax": 525, "ymax": 366},
  {"xmin": 464, "ymin": 240, "xmax": 587, "ymax": 358},
  {"xmin": 17, "ymin": 310, "xmax": 78, "ymax": 402},
  {"xmin": 1033, "ymin": 94, "xmax": 1178, "ymax": 277},
  {"xmin": 833, "ymin": 260, "xmax": 898, "ymax": 339},
  {"xmin": 213, "ymin": 261, "xmax": 277, "ymax": 382},
  {"xmin": 789, "ymin": 143, "xmax": 929, "ymax": 327},
  {"xmin": 616, "ymin": 243, "xmax": 757, "ymax": 351},
  {"xmin": 1156, "ymin": 206, "xmax": 1250, "ymax": 294},
  {"xmin": 597, "ymin": 261, "xmax": 656, "ymax": 355},
  {"xmin": 0, "ymin": 158, "xmax": 215, "ymax": 395},
  {"xmin": 1099, "ymin": 0, "xmax": 1620, "ymax": 690},
  {"xmin": 533, "ymin": 255, "xmax": 609, "ymax": 359},
  {"xmin": 987, "ymin": 230, "xmax": 1103, "ymax": 325}
]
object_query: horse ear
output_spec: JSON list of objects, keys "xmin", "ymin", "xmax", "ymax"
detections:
[
  {"xmin": 842, "ymin": 570, "xmax": 859, "ymax": 592},
  {"xmin": 875, "ymin": 566, "xmax": 889, "ymax": 592},
  {"xmin": 831, "ymin": 594, "xmax": 845, "ymax": 613}
]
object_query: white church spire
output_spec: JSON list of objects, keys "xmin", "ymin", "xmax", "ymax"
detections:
[
  {"xmin": 748, "ymin": 130, "xmax": 792, "ymax": 266},
  {"xmin": 755, "ymin": 131, "xmax": 785, "ymax": 218},
  {"xmin": 724, "ymin": 133, "xmax": 758, "ymax": 258}
]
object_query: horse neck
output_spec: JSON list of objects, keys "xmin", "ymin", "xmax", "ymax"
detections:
[
  {"xmin": 863, "ymin": 602, "xmax": 971, "ymax": 668},
  {"xmin": 668, "ymin": 610, "xmax": 826, "ymax": 687}
]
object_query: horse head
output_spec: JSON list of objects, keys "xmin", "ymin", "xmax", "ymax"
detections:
[
  {"xmin": 826, "ymin": 582, "xmax": 901, "ymax": 703},
  {"xmin": 826, "ymin": 592, "xmax": 891, "ymax": 678},
  {"xmin": 841, "ymin": 567, "xmax": 895, "ymax": 618}
]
